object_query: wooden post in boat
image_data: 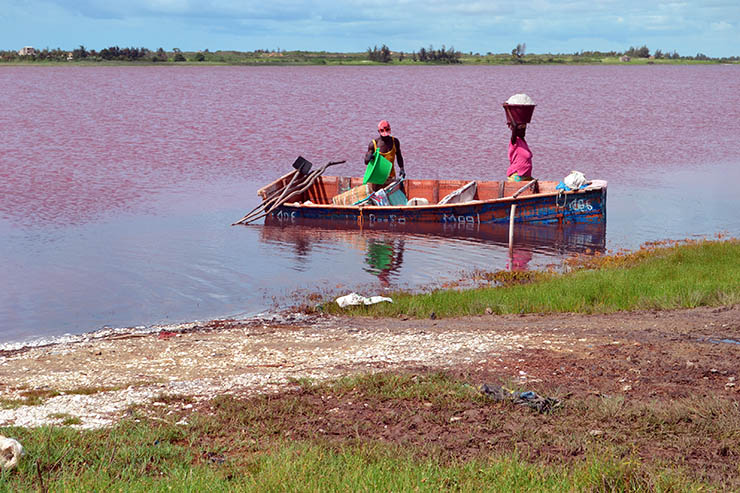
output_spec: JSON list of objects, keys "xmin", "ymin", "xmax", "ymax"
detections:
[
  {"xmin": 508, "ymin": 203, "xmax": 516, "ymax": 259},
  {"xmin": 509, "ymin": 179, "xmax": 535, "ymax": 264}
]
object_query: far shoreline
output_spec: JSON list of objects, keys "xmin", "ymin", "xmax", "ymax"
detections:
[
  {"xmin": 2, "ymin": 59, "xmax": 737, "ymax": 68},
  {"xmin": 3, "ymin": 48, "xmax": 738, "ymax": 67}
]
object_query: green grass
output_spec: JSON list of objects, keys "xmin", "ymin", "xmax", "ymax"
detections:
[
  {"xmin": 0, "ymin": 386, "xmax": 130, "ymax": 409},
  {"xmin": 0, "ymin": 390, "xmax": 60, "ymax": 409},
  {"xmin": 0, "ymin": 426, "xmax": 709, "ymax": 492},
  {"xmin": 322, "ymin": 239, "xmax": 740, "ymax": 318},
  {"xmin": 46, "ymin": 413, "xmax": 83, "ymax": 426}
]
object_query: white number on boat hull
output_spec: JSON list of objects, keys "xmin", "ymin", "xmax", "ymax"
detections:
[
  {"xmin": 568, "ymin": 199, "xmax": 593, "ymax": 212},
  {"xmin": 274, "ymin": 210, "xmax": 296, "ymax": 221},
  {"xmin": 273, "ymin": 210, "xmax": 490, "ymax": 224},
  {"xmin": 368, "ymin": 214, "xmax": 406, "ymax": 224},
  {"xmin": 442, "ymin": 213, "xmax": 480, "ymax": 224}
]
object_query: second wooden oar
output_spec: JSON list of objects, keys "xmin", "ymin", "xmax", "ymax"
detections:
[
  {"xmin": 232, "ymin": 156, "xmax": 314, "ymax": 225},
  {"xmin": 238, "ymin": 160, "xmax": 345, "ymax": 225}
]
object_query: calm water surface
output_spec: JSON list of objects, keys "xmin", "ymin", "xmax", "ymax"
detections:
[{"xmin": 1, "ymin": 65, "xmax": 739, "ymax": 344}]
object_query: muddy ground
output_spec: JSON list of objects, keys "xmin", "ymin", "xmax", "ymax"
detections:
[{"xmin": 1, "ymin": 305, "xmax": 739, "ymax": 484}]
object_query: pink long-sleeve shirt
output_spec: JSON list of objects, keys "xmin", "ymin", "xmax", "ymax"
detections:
[{"xmin": 507, "ymin": 137, "xmax": 533, "ymax": 178}]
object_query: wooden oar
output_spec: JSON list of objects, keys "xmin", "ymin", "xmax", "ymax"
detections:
[
  {"xmin": 262, "ymin": 160, "xmax": 345, "ymax": 214},
  {"xmin": 236, "ymin": 160, "xmax": 345, "ymax": 225},
  {"xmin": 232, "ymin": 156, "xmax": 314, "ymax": 225},
  {"xmin": 266, "ymin": 169, "xmax": 301, "ymax": 209},
  {"xmin": 235, "ymin": 169, "xmax": 323, "ymax": 224},
  {"xmin": 232, "ymin": 176, "xmax": 293, "ymax": 225}
]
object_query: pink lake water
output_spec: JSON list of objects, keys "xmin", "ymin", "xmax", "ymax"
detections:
[{"xmin": 1, "ymin": 65, "xmax": 739, "ymax": 344}]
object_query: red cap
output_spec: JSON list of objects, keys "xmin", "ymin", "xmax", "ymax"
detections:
[{"xmin": 377, "ymin": 120, "xmax": 391, "ymax": 136}]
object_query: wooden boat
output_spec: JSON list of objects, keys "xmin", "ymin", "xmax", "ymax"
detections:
[{"xmin": 257, "ymin": 174, "xmax": 607, "ymax": 227}]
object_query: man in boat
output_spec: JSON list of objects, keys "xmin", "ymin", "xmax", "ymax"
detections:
[
  {"xmin": 364, "ymin": 120, "xmax": 405, "ymax": 191},
  {"xmin": 506, "ymin": 122, "xmax": 534, "ymax": 182}
]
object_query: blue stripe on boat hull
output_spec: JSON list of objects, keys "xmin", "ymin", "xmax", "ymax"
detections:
[{"xmin": 270, "ymin": 187, "xmax": 606, "ymax": 227}]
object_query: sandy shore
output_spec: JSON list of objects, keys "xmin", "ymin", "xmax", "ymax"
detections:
[{"xmin": 1, "ymin": 306, "xmax": 738, "ymax": 429}]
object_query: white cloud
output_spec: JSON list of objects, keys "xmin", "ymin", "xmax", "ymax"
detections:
[{"xmin": 710, "ymin": 21, "xmax": 733, "ymax": 31}]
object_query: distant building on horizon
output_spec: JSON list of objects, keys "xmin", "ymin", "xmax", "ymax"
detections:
[{"xmin": 18, "ymin": 46, "xmax": 35, "ymax": 56}]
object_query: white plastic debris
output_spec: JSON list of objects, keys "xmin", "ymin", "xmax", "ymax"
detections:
[
  {"xmin": 0, "ymin": 435, "xmax": 23, "ymax": 470},
  {"xmin": 335, "ymin": 292, "xmax": 393, "ymax": 308}
]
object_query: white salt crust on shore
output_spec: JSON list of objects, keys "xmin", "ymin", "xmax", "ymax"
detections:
[{"xmin": 0, "ymin": 315, "xmax": 548, "ymax": 429}]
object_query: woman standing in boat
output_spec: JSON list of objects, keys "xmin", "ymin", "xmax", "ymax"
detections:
[
  {"xmin": 504, "ymin": 94, "xmax": 535, "ymax": 182},
  {"xmin": 364, "ymin": 120, "xmax": 405, "ymax": 190},
  {"xmin": 506, "ymin": 121, "xmax": 533, "ymax": 182}
]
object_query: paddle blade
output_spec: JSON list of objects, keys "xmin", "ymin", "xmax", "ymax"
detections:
[{"xmin": 292, "ymin": 156, "xmax": 313, "ymax": 175}]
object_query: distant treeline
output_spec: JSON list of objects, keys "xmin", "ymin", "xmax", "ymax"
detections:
[
  {"xmin": 621, "ymin": 44, "xmax": 715, "ymax": 60},
  {"xmin": 0, "ymin": 45, "xmax": 188, "ymax": 62},
  {"xmin": 367, "ymin": 44, "xmax": 462, "ymax": 63},
  {"xmin": 1, "ymin": 43, "xmax": 738, "ymax": 64},
  {"xmin": 1, "ymin": 45, "xmax": 326, "ymax": 63},
  {"xmin": 500, "ymin": 43, "xmax": 738, "ymax": 62}
]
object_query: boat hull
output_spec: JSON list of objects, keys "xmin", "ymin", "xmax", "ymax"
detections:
[{"xmin": 268, "ymin": 186, "xmax": 606, "ymax": 227}]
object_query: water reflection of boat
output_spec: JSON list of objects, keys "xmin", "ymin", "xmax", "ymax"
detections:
[
  {"xmin": 259, "ymin": 223, "xmax": 409, "ymax": 285},
  {"xmin": 260, "ymin": 220, "xmax": 604, "ymax": 282},
  {"xmin": 364, "ymin": 237, "xmax": 405, "ymax": 287},
  {"xmin": 263, "ymin": 216, "xmax": 606, "ymax": 254},
  {"xmin": 257, "ymin": 175, "xmax": 607, "ymax": 226}
]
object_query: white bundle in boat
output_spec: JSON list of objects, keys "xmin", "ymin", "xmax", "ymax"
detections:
[
  {"xmin": 438, "ymin": 181, "xmax": 477, "ymax": 205},
  {"xmin": 506, "ymin": 93, "xmax": 535, "ymax": 105},
  {"xmin": 407, "ymin": 197, "xmax": 429, "ymax": 206}
]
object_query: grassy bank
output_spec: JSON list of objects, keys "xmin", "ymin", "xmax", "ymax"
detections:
[
  {"xmin": 322, "ymin": 239, "xmax": 740, "ymax": 318},
  {"xmin": 0, "ymin": 440, "xmax": 710, "ymax": 492},
  {"xmin": 2, "ymin": 372, "xmax": 731, "ymax": 492}
]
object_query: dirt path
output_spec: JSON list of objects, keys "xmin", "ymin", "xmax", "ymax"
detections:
[{"xmin": 1, "ymin": 306, "xmax": 738, "ymax": 428}]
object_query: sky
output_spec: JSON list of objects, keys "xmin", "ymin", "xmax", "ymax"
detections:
[{"xmin": 1, "ymin": 0, "xmax": 738, "ymax": 57}]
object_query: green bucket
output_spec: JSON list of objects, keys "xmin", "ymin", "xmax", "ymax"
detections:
[{"xmin": 363, "ymin": 150, "xmax": 393, "ymax": 185}]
